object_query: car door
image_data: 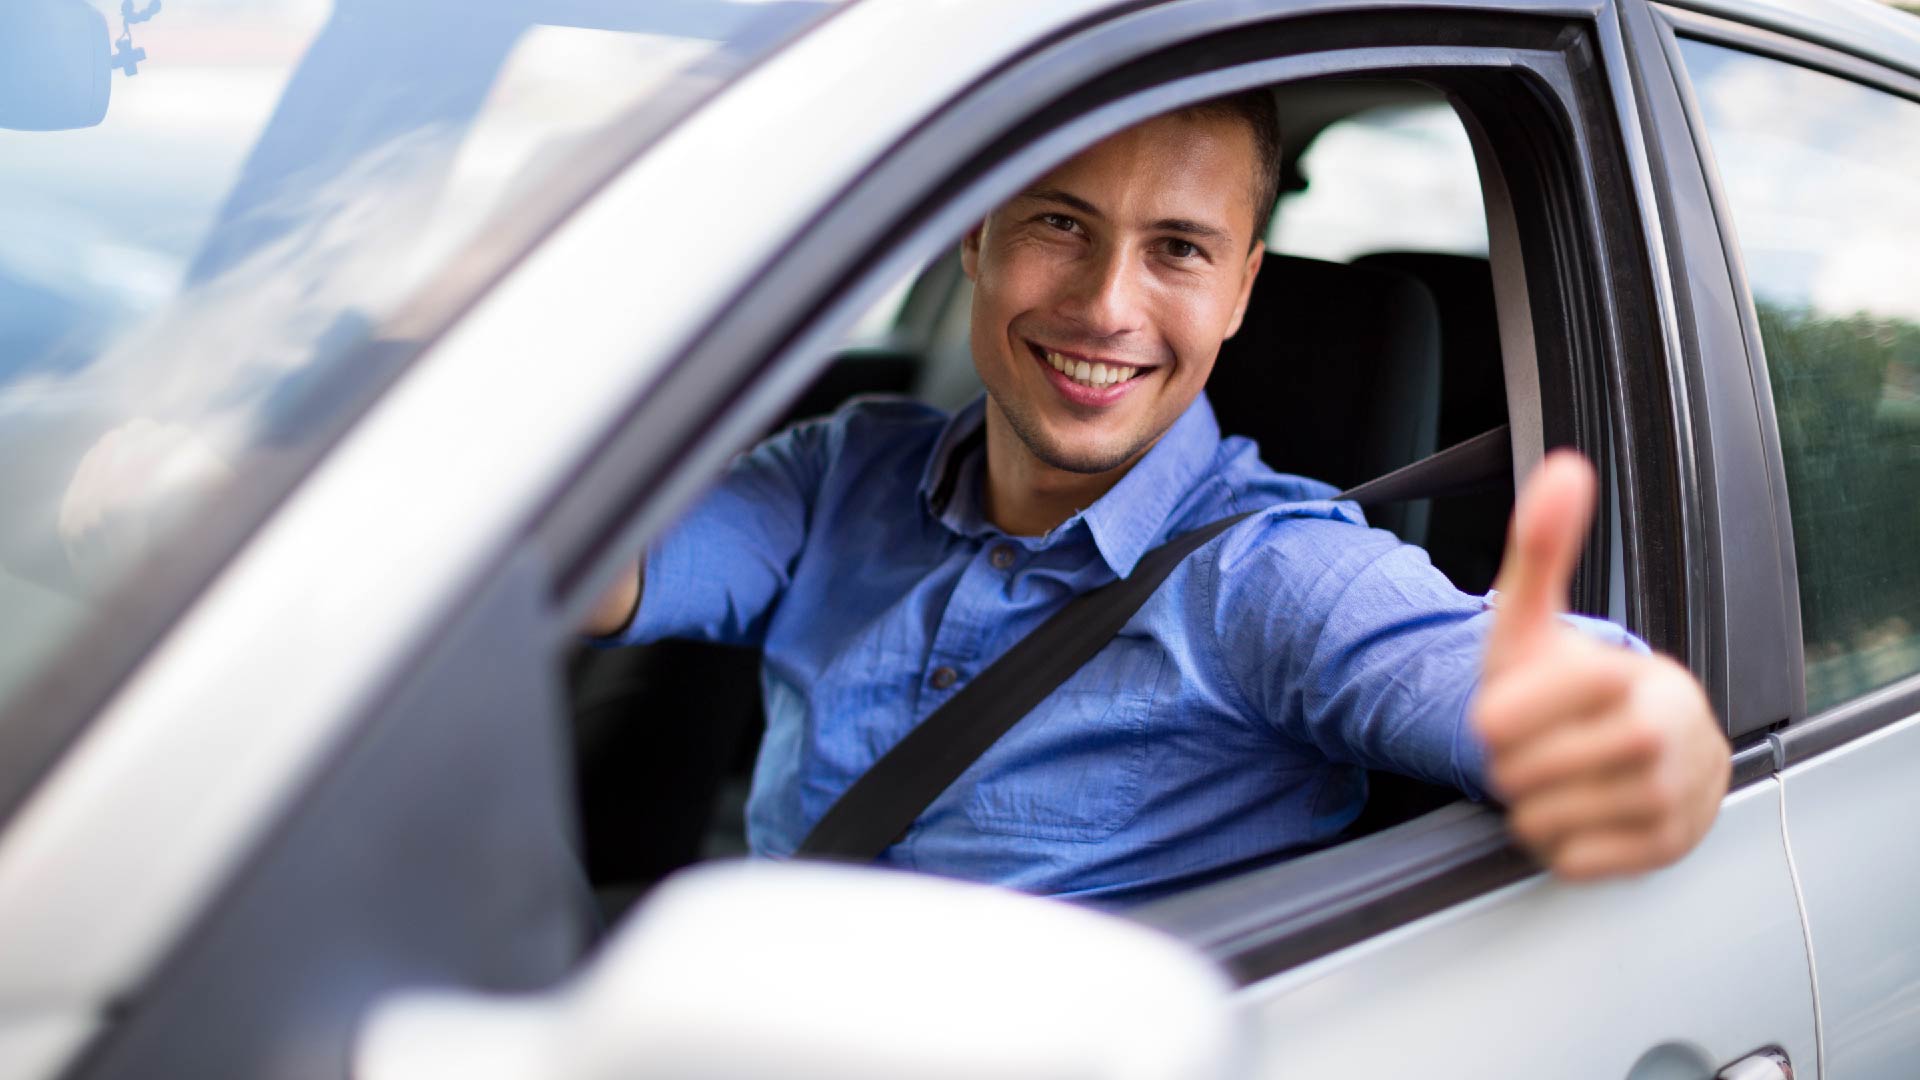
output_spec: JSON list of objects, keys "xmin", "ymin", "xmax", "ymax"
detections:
[
  {"xmin": 1654, "ymin": 7, "xmax": 1920, "ymax": 1078},
  {"xmin": 529, "ymin": 0, "xmax": 1816, "ymax": 1076},
  {"xmin": 1104, "ymin": 3, "xmax": 1814, "ymax": 1077},
  {"xmin": 0, "ymin": 2, "xmax": 1825, "ymax": 1079}
]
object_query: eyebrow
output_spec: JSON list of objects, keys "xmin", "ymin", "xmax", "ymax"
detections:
[{"xmin": 1019, "ymin": 186, "xmax": 1233, "ymax": 246}]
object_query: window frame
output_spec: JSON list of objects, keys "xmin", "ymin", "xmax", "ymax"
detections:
[
  {"xmin": 1654, "ymin": 2, "xmax": 1920, "ymax": 764},
  {"xmin": 539, "ymin": 0, "xmax": 1698, "ymax": 981}
]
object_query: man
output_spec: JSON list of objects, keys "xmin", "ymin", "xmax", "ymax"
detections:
[{"xmin": 586, "ymin": 91, "xmax": 1730, "ymax": 901}]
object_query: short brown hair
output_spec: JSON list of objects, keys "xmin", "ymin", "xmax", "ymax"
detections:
[{"xmin": 1174, "ymin": 89, "xmax": 1283, "ymax": 247}]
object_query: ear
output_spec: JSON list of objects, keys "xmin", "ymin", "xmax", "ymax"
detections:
[
  {"xmin": 960, "ymin": 223, "xmax": 985, "ymax": 280},
  {"xmin": 1221, "ymin": 239, "xmax": 1265, "ymax": 341}
]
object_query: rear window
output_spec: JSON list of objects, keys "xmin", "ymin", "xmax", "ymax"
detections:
[{"xmin": 1676, "ymin": 38, "xmax": 1920, "ymax": 712}]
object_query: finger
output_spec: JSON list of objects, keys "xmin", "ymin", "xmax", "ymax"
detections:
[
  {"xmin": 1472, "ymin": 641, "xmax": 1638, "ymax": 752},
  {"xmin": 1487, "ymin": 706, "xmax": 1662, "ymax": 801},
  {"xmin": 1485, "ymin": 450, "xmax": 1597, "ymax": 672},
  {"xmin": 1505, "ymin": 767, "xmax": 1669, "ymax": 856},
  {"xmin": 1545, "ymin": 821, "xmax": 1694, "ymax": 881}
]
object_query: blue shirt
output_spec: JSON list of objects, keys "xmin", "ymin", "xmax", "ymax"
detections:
[{"xmin": 620, "ymin": 392, "xmax": 1634, "ymax": 902}]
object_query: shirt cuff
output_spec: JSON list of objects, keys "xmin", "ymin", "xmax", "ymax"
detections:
[{"xmin": 1450, "ymin": 599, "xmax": 1652, "ymax": 800}]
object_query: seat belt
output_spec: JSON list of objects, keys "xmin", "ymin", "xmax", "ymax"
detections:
[{"xmin": 795, "ymin": 423, "xmax": 1512, "ymax": 861}]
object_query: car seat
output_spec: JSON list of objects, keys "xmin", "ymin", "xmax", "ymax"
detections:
[
  {"xmin": 1353, "ymin": 250, "xmax": 1510, "ymax": 595},
  {"xmin": 1210, "ymin": 253, "xmax": 1476, "ymax": 838},
  {"xmin": 1208, "ymin": 253, "xmax": 1441, "ymax": 546}
]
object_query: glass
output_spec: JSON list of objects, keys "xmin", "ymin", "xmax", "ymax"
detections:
[
  {"xmin": 0, "ymin": 1, "xmax": 834, "ymax": 727},
  {"xmin": 1678, "ymin": 39, "xmax": 1920, "ymax": 712}
]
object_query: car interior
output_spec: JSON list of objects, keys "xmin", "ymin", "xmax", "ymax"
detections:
[{"xmin": 568, "ymin": 78, "xmax": 1517, "ymax": 916}]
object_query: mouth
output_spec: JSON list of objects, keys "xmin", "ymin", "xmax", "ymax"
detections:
[{"xmin": 1025, "ymin": 340, "xmax": 1153, "ymax": 404}]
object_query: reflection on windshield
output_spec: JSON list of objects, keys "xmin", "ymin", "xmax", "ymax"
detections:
[{"xmin": 0, "ymin": 0, "xmax": 831, "ymax": 725}]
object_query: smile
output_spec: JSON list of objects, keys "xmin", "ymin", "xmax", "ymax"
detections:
[
  {"xmin": 1026, "ymin": 340, "xmax": 1152, "ymax": 403},
  {"xmin": 1037, "ymin": 345, "xmax": 1146, "ymax": 388}
]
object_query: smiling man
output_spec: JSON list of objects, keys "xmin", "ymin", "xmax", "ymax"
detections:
[{"xmin": 587, "ymin": 91, "xmax": 1730, "ymax": 901}]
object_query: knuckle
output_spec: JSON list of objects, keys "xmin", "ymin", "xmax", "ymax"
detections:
[
  {"xmin": 1508, "ymin": 805, "xmax": 1555, "ymax": 849},
  {"xmin": 1639, "ymin": 774, "xmax": 1679, "ymax": 818},
  {"xmin": 1624, "ymin": 709, "xmax": 1668, "ymax": 748}
]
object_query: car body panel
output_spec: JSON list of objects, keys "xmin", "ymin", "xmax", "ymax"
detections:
[
  {"xmin": 1780, "ymin": 711, "xmax": 1920, "ymax": 1079},
  {"xmin": 1663, "ymin": 0, "xmax": 1920, "ymax": 75},
  {"xmin": 1234, "ymin": 782, "xmax": 1813, "ymax": 1077}
]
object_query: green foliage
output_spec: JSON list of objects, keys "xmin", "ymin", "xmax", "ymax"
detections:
[{"xmin": 1757, "ymin": 300, "xmax": 1920, "ymax": 709}]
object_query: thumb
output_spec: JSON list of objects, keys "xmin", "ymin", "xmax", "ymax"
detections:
[{"xmin": 1485, "ymin": 449, "xmax": 1597, "ymax": 674}]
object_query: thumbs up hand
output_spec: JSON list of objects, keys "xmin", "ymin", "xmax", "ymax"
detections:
[{"xmin": 1472, "ymin": 451, "xmax": 1730, "ymax": 880}]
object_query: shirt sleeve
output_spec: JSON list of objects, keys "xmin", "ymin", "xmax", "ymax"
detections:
[
  {"xmin": 1209, "ymin": 509, "xmax": 1649, "ymax": 802},
  {"xmin": 606, "ymin": 417, "xmax": 836, "ymax": 649}
]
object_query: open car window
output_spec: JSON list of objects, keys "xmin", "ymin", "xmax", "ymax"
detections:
[{"xmin": 569, "ymin": 73, "xmax": 1519, "ymax": 918}]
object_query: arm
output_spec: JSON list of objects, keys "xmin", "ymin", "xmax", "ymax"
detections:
[
  {"xmin": 1215, "ymin": 456, "xmax": 1728, "ymax": 879},
  {"xmin": 1471, "ymin": 452, "xmax": 1729, "ymax": 880},
  {"xmin": 583, "ymin": 416, "xmax": 835, "ymax": 649},
  {"xmin": 581, "ymin": 558, "xmax": 643, "ymax": 639}
]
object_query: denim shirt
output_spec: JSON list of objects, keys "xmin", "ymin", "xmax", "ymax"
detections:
[{"xmin": 620, "ymin": 392, "xmax": 1639, "ymax": 902}]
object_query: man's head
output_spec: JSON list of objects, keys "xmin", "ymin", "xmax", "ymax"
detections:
[{"xmin": 962, "ymin": 90, "xmax": 1280, "ymax": 478}]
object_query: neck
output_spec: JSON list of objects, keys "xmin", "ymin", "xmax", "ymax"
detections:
[{"xmin": 978, "ymin": 401, "xmax": 1145, "ymax": 537}]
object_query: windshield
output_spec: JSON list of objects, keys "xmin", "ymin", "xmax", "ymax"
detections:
[{"xmin": 0, "ymin": 0, "xmax": 835, "ymax": 754}]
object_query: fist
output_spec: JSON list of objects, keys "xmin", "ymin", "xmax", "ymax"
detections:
[{"xmin": 1472, "ymin": 451, "xmax": 1731, "ymax": 881}]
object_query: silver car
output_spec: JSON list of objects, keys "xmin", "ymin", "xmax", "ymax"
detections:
[{"xmin": 1, "ymin": 0, "xmax": 1917, "ymax": 1076}]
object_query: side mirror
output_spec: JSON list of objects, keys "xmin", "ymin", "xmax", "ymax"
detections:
[
  {"xmin": 358, "ymin": 862, "xmax": 1243, "ymax": 1079},
  {"xmin": 0, "ymin": 0, "xmax": 112, "ymax": 132}
]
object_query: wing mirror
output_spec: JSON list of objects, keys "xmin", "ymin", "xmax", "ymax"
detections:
[
  {"xmin": 358, "ymin": 862, "xmax": 1244, "ymax": 1079},
  {"xmin": 0, "ymin": 0, "xmax": 112, "ymax": 131}
]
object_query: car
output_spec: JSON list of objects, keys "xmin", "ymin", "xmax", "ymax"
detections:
[{"xmin": 1, "ymin": 0, "xmax": 1918, "ymax": 1076}]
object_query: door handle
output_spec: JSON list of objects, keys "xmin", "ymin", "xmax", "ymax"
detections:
[{"xmin": 1717, "ymin": 1047, "xmax": 1792, "ymax": 1080}]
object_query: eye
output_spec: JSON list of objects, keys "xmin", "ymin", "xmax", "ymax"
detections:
[
  {"xmin": 1163, "ymin": 238, "xmax": 1200, "ymax": 260},
  {"xmin": 1039, "ymin": 212, "xmax": 1081, "ymax": 234}
]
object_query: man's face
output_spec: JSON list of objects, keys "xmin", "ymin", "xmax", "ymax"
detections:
[{"xmin": 962, "ymin": 111, "xmax": 1266, "ymax": 476}]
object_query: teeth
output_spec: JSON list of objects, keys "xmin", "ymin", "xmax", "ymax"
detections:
[{"xmin": 1045, "ymin": 349, "xmax": 1142, "ymax": 389}]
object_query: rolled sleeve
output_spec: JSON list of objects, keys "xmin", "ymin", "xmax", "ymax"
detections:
[
  {"xmin": 1214, "ymin": 510, "xmax": 1650, "ymax": 803},
  {"xmin": 609, "ymin": 417, "xmax": 835, "ymax": 648}
]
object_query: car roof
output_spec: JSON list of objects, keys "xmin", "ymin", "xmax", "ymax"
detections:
[{"xmin": 1660, "ymin": 0, "xmax": 1920, "ymax": 76}]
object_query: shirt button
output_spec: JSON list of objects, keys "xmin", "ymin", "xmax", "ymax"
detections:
[
  {"xmin": 989, "ymin": 544, "xmax": 1016, "ymax": 570},
  {"xmin": 929, "ymin": 666, "xmax": 959, "ymax": 690}
]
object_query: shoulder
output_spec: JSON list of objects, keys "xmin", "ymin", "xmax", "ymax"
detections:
[
  {"xmin": 758, "ymin": 394, "xmax": 949, "ymax": 470},
  {"xmin": 1213, "ymin": 433, "xmax": 1345, "ymax": 508},
  {"xmin": 1185, "ymin": 438, "xmax": 1437, "ymax": 598},
  {"xmin": 1172, "ymin": 435, "xmax": 1376, "ymax": 556}
]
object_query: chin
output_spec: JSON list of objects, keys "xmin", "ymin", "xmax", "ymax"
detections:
[{"xmin": 1024, "ymin": 422, "xmax": 1145, "ymax": 476}]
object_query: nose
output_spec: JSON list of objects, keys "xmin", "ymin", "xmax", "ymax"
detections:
[{"xmin": 1057, "ymin": 242, "xmax": 1145, "ymax": 339}]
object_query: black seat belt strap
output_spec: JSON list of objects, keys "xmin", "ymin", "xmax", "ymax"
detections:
[
  {"xmin": 795, "ymin": 422, "xmax": 1511, "ymax": 862},
  {"xmin": 1338, "ymin": 423, "xmax": 1510, "ymax": 507}
]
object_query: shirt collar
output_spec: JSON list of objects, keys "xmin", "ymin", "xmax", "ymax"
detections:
[{"xmin": 918, "ymin": 392, "xmax": 1224, "ymax": 578}]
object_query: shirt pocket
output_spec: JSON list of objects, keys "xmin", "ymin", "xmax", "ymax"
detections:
[{"xmin": 962, "ymin": 635, "xmax": 1164, "ymax": 843}]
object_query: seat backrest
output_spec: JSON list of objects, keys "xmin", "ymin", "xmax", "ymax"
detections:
[
  {"xmin": 1353, "ymin": 251, "xmax": 1510, "ymax": 594},
  {"xmin": 1208, "ymin": 254, "xmax": 1442, "ymax": 544}
]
